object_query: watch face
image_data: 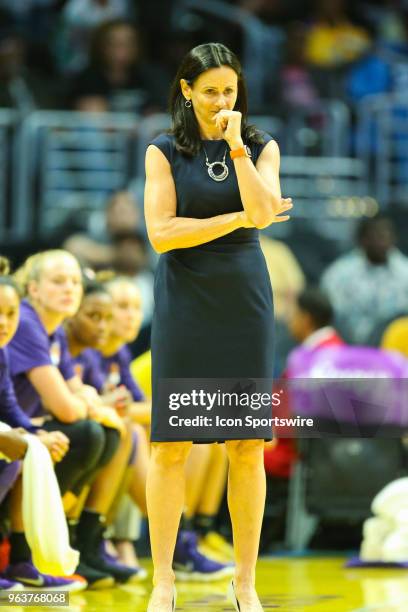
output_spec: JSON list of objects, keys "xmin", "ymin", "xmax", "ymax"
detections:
[{"xmin": 245, "ymin": 145, "xmax": 252, "ymax": 157}]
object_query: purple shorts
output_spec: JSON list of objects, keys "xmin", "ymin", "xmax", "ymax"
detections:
[{"xmin": 0, "ymin": 460, "xmax": 21, "ymax": 504}]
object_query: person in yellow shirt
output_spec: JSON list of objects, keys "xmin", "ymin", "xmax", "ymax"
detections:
[
  {"xmin": 305, "ymin": 0, "xmax": 371, "ymax": 68},
  {"xmin": 259, "ymin": 235, "xmax": 305, "ymax": 324},
  {"xmin": 381, "ymin": 317, "xmax": 408, "ymax": 358}
]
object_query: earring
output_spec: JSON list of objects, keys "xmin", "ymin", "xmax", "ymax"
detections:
[{"xmin": 185, "ymin": 99, "xmax": 192, "ymax": 108}]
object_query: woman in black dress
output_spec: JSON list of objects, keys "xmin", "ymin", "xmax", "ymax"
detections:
[{"xmin": 144, "ymin": 43, "xmax": 292, "ymax": 612}]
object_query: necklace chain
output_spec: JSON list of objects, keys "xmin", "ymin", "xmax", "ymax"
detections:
[{"xmin": 203, "ymin": 145, "xmax": 229, "ymax": 182}]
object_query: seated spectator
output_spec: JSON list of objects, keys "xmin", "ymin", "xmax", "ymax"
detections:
[
  {"xmin": 305, "ymin": 0, "xmax": 371, "ymax": 69},
  {"xmin": 69, "ymin": 19, "xmax": 168, "ymax": 114},
  {"xmin": 346, "ymin": 46, "xmax": 392, "ymax": 103},
  {"xmin": 279, "ymin": 22, "xmax": 320, "ymax": 109},
  {"xmin": 63, "ymin": 190, "xmax": 141, "ymax": 270},
  {"xmin": 0, "ymin": 28, "xmax": 61, "ymax": 111},
  {"xmin": 57, "ymin": 0, "xmax": 132, "ymax": 73},
  {"xmin": 264, "ymin": 288, "xmax": 343, "ymax": 483},
  {"xmin": 346, "ymin": 10, "xmax": 408, "ymax": 102},
  {"xmin": 321, "ymin": 215, "xmax": 408, "ymax": 345},
  {"xmin": 288, "ymin": 287, "xmax": 344, "ymax": 349},
  {"xmin": 363, "ymin": 0, "xmax": 407, "ymax": 46}
]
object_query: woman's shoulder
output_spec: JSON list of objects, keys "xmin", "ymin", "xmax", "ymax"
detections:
[
  {"xmin": 247, "ymin": 129, "xmax": 275, "ymax": 148},
  {"xmin": 148, "ymin": 132, "xmax": 177, "ymax": 164},
  {"xmin": 18, "ymin": 301, "xmax": 46, "ymax": 336},
  {"xmin": 247, "ymin": 130, "xmax": 276, "ymax": 163},
  {"xmin": 8, "ymin": 301, "xmax": 49, "ymax": 360}
]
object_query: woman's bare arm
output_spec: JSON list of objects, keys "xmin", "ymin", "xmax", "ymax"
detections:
[
  {"xmin": 27, "ymin": 366, "xmax": 88, "ymax": 423},
  {"xmin": 144, "ymin": 145, "xmax": 252, "ymax": 254},
  {"xmin": 232, "ymin": 140, "xmax": 282, "ymax": 229}
]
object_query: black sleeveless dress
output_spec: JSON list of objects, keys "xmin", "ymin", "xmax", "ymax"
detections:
[{"xmin": 149, "ymin": 132, "xmax": 275, "ymax": 442}]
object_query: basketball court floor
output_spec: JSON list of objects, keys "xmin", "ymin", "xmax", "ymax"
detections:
[{"xmin": 24, "ymin": 557, "xmax": 408, "ymax": 611}]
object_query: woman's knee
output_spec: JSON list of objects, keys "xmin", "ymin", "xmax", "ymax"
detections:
[
  {"xmin": 225, "ymin": 439, "xmax": 265, "ymax": 467},
  {"xmin": 151, "ymin": 441, "xmax": 193, "ymax": 468},
  {"xmin": 97, "ymin": 427, "xmax": 121, "ymax": 468},
  {"xmin": 79, "ymin": 419, "xmax": 107, "ymax": 464}
]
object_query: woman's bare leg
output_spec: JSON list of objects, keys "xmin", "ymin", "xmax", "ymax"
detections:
[
  {"xmin": 225, "ymin": 439, "xmax": 266, "ymax": 611},
  {"xmin": 196, "ymin": 443, "xmax": 228, "ymax": 515},
  {"xmin": 184, "ymin": 444, "xmax": 211, "ymax": 519},
  {"xmin": 128, "ymin": 423, "xmax": 150, "ymax": 515},
  {"xmin": 147, "ymin": 441, "xmax": 192, "ymax": 611}
]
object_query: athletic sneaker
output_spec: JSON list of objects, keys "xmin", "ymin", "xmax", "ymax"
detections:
[
  {"xmin": 97, "ymin": 541, "xmax": 147, "ymax": 582},
  {"xmin": 0, "ymin": 577, "xmax": 24, "ymax": 591},
  {"xmin": 4, "ymin": 562, "xmax": 87, "ymax": 592},
  {"xmin": 76, "ymin": 514, "xmax": 144, "ymax": 585},
  {"xmin": 71, "ymin": 561, "xmax": 114, "ymax": 590},
  {"xmin": 76, "ymin": 542, "xmax": 145, "ymax": 585},
  {"xmin": 173, "ymin": 531, "xmax": 234, "ymax": 582},
  {"xmin": 199, "ymin": 531, "xmax": 235, "ymax": 562}
]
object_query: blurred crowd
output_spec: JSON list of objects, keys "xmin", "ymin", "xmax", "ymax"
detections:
[{"xmin": 1, "ymin": 0, "xmax": 408, "ymax": 116}]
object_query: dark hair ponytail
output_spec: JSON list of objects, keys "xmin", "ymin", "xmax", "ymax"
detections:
[
  {"xmin": 83, "ymin": 277, "xmax": 110, "ymax": 298},
  {"xmin": 169, "ymin": 42, "xmax": 264, "ymax": 157}
]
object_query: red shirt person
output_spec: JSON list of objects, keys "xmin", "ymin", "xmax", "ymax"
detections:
[{"xmin": 265, "ymin": 288, "xmax": 343, "ymax": 478}]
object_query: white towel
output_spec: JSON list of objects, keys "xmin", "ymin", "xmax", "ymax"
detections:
[
  {"xmin": 360, "ymin": 539, "xmax": 384, "ymax": 561},
  {"xmin": 363, "ymin": 517, "xmax": 393, "ymax": 542},
  {"xmin": 360, "ymin": 517, "xmax": 394, "ymax": 561},
  {"xmin": 22, "ymin": 434, "xmax": 79, "ymax": 575},
  {"xmin": 382, "ymin": 528, "xmax": 408, "ymax": 562},
  {"xmin": 372, "ymin": 477, "xmax": 408, "ymax": 519}
]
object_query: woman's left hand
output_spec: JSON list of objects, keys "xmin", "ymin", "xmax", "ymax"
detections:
[
  {"xmin": 273, "ymin": 197, "xmax": 293, "ymax": 223},
  {"xmin": 215, "ymin": 110, "xmax": 243, "ymax": 148}
]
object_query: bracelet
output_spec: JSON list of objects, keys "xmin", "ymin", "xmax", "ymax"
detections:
[{"xmin": 230, "ymin": 145, "xmax": 252, "ymax": 160}]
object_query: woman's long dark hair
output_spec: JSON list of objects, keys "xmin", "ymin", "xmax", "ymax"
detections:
[{"xmin": 169, "ymin": 42, "xmax": 264, "ymax": 156}]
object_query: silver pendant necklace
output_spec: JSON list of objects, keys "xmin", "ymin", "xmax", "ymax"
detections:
[{"xmin": 203, "ymin": 145, "xmax": 229, "ymax": 182}]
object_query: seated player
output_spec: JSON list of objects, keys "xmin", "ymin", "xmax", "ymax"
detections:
[
  {"xmin": 6, "ymin": 251, "xmax": 140, "ymax": 588},
  {"xmin": 0, "ymin": 257, "xmax": 84, "ymax": 592}
]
